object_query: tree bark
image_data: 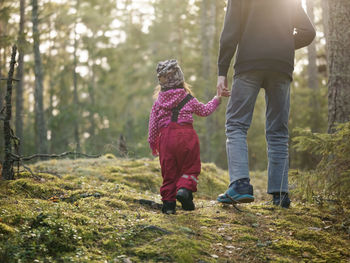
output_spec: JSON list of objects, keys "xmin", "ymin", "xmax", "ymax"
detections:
[
  {"xmin": 201, "ymin": 0, "xmax": 216, "ymax": 161},
  {"xmin": 322, "ymin": 0, "xmax": 329, "ymax": 51},
  {"xmin": 3, "ymin": 45, "xmax": 17, "ymax": 180},
  {"xmin": 306, "ymin": 0, "xmax": 320, "ymax": 132},
  {"xmin": 32, "ymin": 0, "xmax": 48, "ymax": 154},
  {"xmin": 88, "ymin": 61, "xmax": 96, "ymax": 140},
  {"xmin": 15, "ymin": 0, "xmax": 25, "ymax": 154},
  {"xmin": 327, "ymin": 0, "xmax": 350, "ymax": 132},
  {"xmin": 73, "ymin": 0, "xmax": 81, "ymax": 152}
]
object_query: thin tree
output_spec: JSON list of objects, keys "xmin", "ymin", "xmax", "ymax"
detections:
[
  {"xmin": 73, "ymin": 0, "xmax": 81, "ymax": 152},
  {"xmin": 327, "ymin": 1, "xmax": 350, "ymax": 132},
  {"xmin": 15, "ymin": 0, "xmax": 25, "ymax": 154},
  {"xmin": 32, "ymin": 0, "xmax": 48, "ymax": 153},
  {"xmin": 200, "ymin": 0, "xmax": 216, "ymax": 161},
  {"xmin": 3, "ymin": 45, "xmax": 17, "ymax": 180},
  {"xmin": 306, "ymin": 0, "xmax": 320, "ymax": 132}
]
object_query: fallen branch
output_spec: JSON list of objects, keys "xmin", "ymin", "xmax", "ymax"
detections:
[
  {"xmin": 10, "ymin": 151, "xmax": 101, "ymax": 162},
  {"xmin": 0, "ymin": 77, "xmax": 20, "ymax": 81}
]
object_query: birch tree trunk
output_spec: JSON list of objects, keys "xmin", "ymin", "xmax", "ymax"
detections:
[
  {"xmin": 32, "ymin": 0, "xmax": 48, "ymax": 153},
  {"xmin": 327, "ymin": 0, "xmax": 350, "ymax": 132},
  {"xmin": 15, "ymin": 0, "xmax": 25, "ymax": 153}
]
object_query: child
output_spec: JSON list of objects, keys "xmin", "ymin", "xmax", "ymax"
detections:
[{"xmin": 148, "ymin": 59, "xmax": 221, "ymax": 214}]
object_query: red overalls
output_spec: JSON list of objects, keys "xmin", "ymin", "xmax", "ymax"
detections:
[{"xmin": 158, "ymin": 95, "xmax": 201, "ymax": 201}]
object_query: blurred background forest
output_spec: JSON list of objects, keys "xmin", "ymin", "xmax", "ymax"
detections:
[{"xmin": 0, "ymin": 0, "xmax": 329, "ymax": 170}]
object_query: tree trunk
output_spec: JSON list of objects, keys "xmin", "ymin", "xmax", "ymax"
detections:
[
  {"xmin": 32, "ymin": 0, "xmax": 48, "ymax": 154},
  {"xmin": 201, "ymin": 0, "xmax": 216, "ymax": 161},
  {"xmin": 15, "ymin": 0, "xmax": 25, "ymax": 154},
  {"xmin": 73, "ymin": 0, "xmax": 81, "ymax": 152},
  {"xmin": 88, "ymin": 62, "xmax": 96, "ymax": 139},
  {"xmin": 306, "ymin": 0, "xmax": 320, "ymax": 132},
  {"xmin": 327, "ymin": 1, "xmax": 350, "ymax": 132},
  {"xmin": 2, "ymin": 45, "xmax": 17, "ymax": 180},
  {"xmin": 322, "ymin": 0, "xmax": 329, "ymax": 51}
]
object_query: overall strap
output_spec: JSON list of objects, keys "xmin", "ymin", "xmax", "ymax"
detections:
[{"xmin": 171, "ymin": 94, "xmax": 193, "ymax": 122}]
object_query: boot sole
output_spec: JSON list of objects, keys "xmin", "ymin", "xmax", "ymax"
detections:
[{"xmin": 176, "ymin": 194, "xmax": 195, "ymax": 211}]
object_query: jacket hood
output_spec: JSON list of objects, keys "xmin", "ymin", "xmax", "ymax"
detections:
[{"xmin": 156, "ymin": 89, "xmax": 188, "ymax": 110}]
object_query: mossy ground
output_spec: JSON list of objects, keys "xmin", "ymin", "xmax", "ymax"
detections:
[{"xmin": 0, "ymin": 155, "xmax": 349, "ymax": 262}]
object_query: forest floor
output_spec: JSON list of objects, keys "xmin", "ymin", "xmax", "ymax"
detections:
[{"xmin": 0, "ymin": 155, "xmax": 349, "ymax": 262}]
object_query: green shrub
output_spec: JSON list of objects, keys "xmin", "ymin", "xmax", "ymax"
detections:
[{"xmin": 293, "ymin": 122, "xmax": 350, "ymax": 203}]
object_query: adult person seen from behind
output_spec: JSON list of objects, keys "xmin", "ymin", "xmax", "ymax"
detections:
[{"xmin": 216, "ymin": 0, "xmax": 316, "ymax": 208}]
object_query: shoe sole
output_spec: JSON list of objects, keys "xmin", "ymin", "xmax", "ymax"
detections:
[
  {"xmin": 176, "ymin": 194, "xmax": 195, "ymax": 211},
  {"xmin": 217, "ymin": 194, "xmax": 254, "ymax": 204}
]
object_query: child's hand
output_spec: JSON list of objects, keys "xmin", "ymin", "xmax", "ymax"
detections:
[
  {"xmin": 152, "ymin": 149, "xmax": 159, "ymax": 157},
  {"xmin": 217, "ymin": 76, "xmax": 231, "ymax": 97}
]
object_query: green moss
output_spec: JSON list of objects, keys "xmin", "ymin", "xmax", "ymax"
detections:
[
  {"xmin": 103, "ymin": 199, "xmax": 127, "ymax": 209},
  {"xmin": 272, "ymin": 239, "xmax": 318, "ymax": 257},
  {"xmin": 1, "ymin": 157, "xmax": 349, "ymax": 262},
  {"xmin": 107, "ymin": 166, "xmax": 126, "ymax": 173},
  {"xmin": 104, "ymin": 153, "xmax": 117, "ymax": 159},
  {"xmin": 8, "ymin": 178, "xmax": 62, "ymax": 199},
  {"xmin": 132, "ymin": 235, "xmax": 212, "ymax": 262},
  {"xmin": 0, "ymin": 222, "xmax": 16, "ymax": 235},
  {"xmin": 294, "ymin": 229, "xmax": 331, "ymax": 243},
  {"xmin": 238, "ymin": 234, "xmax": 259, "ymax": 242}
]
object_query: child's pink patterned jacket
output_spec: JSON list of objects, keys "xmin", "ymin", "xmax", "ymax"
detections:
[{"xmin": 148, "ymin": 89, "xmax": 220, "ymax": 154}]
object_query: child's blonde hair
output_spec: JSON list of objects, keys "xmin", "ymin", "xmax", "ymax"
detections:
[{"xmin": 153, "ymin": 82, "xmax": 194, "ymax": 100}]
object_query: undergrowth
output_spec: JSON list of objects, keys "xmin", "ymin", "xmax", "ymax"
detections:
[
  {"xmin": 293, "ymin": 122, "xmax": 350, "ymax": 204},
  {"xmin": 0, "ymin": 155, "xmax": 349, "ymax": 262}
]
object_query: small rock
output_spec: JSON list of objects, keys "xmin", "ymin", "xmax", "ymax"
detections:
[
  {"xmin": 180, "ymin": 227, "xmax": 194, "ymax": 234},
  {"xmin": 252, "ymin": 223, "xmax": 259, "ymax": 228},
  {"xmin": 225, "ymin": 245, "xmax": 235, "ymax": 249},
  {"xmin": 302, "ymin": 252, "xmax": 312, "ymax": 258},
  {"xmin": 223, "ymin": 235, "xmax": 233, "ymax": 241},
  {"xmin": 308, "ymin": 227, "xmax": 321, "ymax": 232},
  {"xmin": 211, "ymin": 254, "xmax": 219, "ymax": 258}
]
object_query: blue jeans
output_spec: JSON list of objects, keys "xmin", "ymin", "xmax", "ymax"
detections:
[{"xmin": 226, "ymin": 71, "xmax": 291, "ymax": 194}]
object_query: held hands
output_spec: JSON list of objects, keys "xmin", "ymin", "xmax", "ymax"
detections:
[{"xmin": 217, "ymin": 76, "xmax": 231, "ymax": 97}]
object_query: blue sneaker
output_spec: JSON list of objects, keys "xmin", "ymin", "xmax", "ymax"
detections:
[{"xmin": 217, "ymin": 178, "xmax": 254, "ymax": 204}]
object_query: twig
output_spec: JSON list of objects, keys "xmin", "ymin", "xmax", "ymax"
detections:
[
  {"xmin": 0, "ymin": 77, "xmax": 20, "ymax": 81},
  {"xmin": 21, "ymin": 162, "xmax": 41, "ymax": 181},
  {"xmin": 225, "ymin": 194, "xmax": 244, "ymax": 212}
]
